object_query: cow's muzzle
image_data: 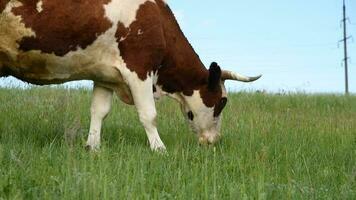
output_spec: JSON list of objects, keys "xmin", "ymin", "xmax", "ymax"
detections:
[{"xmin": 198, "ymin": 132, "xmax": 221, "ymax": 145}]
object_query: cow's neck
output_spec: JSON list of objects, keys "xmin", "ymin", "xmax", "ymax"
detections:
[{"xmin": 156, "ymin": 1, "xmax": 208, "ymax": 97}]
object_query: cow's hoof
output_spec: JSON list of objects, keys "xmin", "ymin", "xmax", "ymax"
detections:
[
  {"xmin": 85, "ymin": 144, "xmax": 100, "ymax": 152},
  {"xmin": 149, "ymin": 138, "xmax": 166, "ymax": 153},
  {"xmin": 151, "ymin": 145, "xmax": 167, "ymax": 154}
]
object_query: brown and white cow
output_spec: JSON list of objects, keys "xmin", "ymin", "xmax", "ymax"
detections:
[{"xmin": 0, "ymin": 0, "xmax": 261, "ymax": 151}]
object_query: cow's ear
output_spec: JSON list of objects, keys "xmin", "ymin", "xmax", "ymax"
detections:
[{"xmin": 208, "ymin": 62, "xmax": 222, "ymax": 90}]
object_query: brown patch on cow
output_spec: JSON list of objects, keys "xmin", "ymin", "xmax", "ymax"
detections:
[
  {"xmin": 116, "ymin": 1, "xmax": 166, "ymax": 80},
  {"xmin": 12, "ymin": 0, "xmax": 112, "ymax": 56},
  {"xmin": 0, "ymin": 0, "xmax": 10, "ymax": 13},
  {"xmin": 154, "ymin": 0, "xmax": 222, "ymax": 107},
  {"xmin": 200, "ymin": 85, "xmax": 222, "ymax": 107},
  {"xmin": 154, "ymin": 0, "xmax": 208, "ymax": 94}
]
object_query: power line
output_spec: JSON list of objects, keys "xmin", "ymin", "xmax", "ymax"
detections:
[{"xmin": 339, "ymin": 0, "xmax": 352, "ymax": 95}]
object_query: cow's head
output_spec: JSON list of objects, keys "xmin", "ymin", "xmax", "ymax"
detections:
[{"xmin": 180, "ymin": 62, "xmax": 261, "ymax": 145}]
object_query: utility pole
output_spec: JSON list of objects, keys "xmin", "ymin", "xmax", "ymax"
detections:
[{"xmin": 341, "ymin": 0, "xmax": 350, "ymax": 94}]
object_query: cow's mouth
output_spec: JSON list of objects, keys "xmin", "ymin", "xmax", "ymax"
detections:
[{"xmin": 198, "ymin": 132, "xmax": 220, "ymax": 145}]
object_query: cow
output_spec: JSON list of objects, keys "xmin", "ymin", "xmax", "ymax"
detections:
[{"xmin": 0, "ymin": 0, "xmax": 261, "ymax": 151}]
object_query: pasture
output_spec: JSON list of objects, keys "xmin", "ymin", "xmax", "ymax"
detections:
[{"xmin": 0, "ymin": 87, "xmax": 355, "ymax": 199}]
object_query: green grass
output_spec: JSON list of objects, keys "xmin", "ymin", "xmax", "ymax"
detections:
[{"xmin": 0, "ymin": 87, "xmax": 355, "ymax": 199}]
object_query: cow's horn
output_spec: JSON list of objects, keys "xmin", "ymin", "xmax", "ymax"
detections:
[{"xmin": 221, "ymin": 70, "xmax": 262, "ymax": 82}]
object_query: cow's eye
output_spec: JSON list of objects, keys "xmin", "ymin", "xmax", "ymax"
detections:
[
  {"xmin": 214, "ymin": 97, "xmax": 228, "ymax": 117},
  {"xmin": 187, "ymin": 111, "xmax": 194, "ymax": 121}
]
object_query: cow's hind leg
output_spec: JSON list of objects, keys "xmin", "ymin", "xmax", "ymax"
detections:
[
  {"xmin": 86, "ymin": 84, "xmax": 113, "ymax": 150},
  {"xmin": 128, "ymin": 75, "xmax": 166, "ymax": 151}
]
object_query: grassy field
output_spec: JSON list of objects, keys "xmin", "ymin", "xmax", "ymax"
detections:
[{"xmin": 0, "ymin": 87, "xmax": 355, "ymax": 199}]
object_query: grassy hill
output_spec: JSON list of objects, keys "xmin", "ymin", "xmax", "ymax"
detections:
[{"xmin": 0, "ymin": 88, "xmax": 355, "ymax": 199}]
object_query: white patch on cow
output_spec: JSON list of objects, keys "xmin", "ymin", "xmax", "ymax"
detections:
[
  {"xmin": 119, "ymin": 33, "xmax": 129, "ymax": 42},
  {"xmin": 104, "ymin": 0, "xmax": 154, "ymax": 28},
  {"xmin": 185, "ymin": 91, "xmax": 215, "ymax": 130},
  {"xmin": 86, "ymin": 85, "xmax": 113, "ymax": 149},
  {"xmin": 36, "ymin": 1, "xmax": 43, "ymax": 13}
]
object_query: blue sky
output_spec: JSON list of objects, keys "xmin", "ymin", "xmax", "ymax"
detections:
[
  {"xmin": 170, "ymin": 0, "xmax": 356, "ymax": 93},
  {"xmin": 1, "ymin": 0, "xmax": 355, "ymax": 93}
]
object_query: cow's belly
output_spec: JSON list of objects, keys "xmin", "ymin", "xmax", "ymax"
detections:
[
  {"xmin": 0, "ymin": 45, "xmax": 124, "ymax": 85},
  {"xmin": 0, "ymin": 44, "xmax": 134, "ymax": 104}
]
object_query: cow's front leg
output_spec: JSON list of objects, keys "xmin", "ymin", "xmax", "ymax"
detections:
[
  {"xmin": 86, "ymin": 84, "xmax": 113, "ymax": 150},
  {"xmin": 129, "ymin": 76, "xmax": 166, "ymax": 151}
]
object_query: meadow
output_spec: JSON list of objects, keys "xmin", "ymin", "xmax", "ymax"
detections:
[{"xmin": 0, "ymin": 87, "xmax": 355, "ymax": 199}]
